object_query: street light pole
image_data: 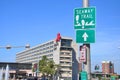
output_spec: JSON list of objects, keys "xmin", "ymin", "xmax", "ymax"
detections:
[{"xmin": 0, "ymin": 44, "xmax": 30, "ymax": 79}]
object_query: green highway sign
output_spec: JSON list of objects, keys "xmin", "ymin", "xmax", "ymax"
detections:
[
  {"xmin": 80, "ymin": 71, "xmax": 88, "ymax": 80},
  {"xmin": 76, "ymin": 30, "xmax": 95, "ymax": 43},
  {"xmin": 74, "ymin": 7, "xmax": 95, "ymax": 29},
  {"xmin": 111, "ymin": 76, "xmax": 116, "ymax": 80}
]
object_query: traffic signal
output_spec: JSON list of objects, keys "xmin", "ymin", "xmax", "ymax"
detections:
[{"xmin": 95, "ymin": 65, "xmax": 99, "ymax": 70}]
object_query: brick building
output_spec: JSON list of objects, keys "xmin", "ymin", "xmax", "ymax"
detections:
[{"xmin": 102, "ymin": 61, "xmax": 114, "ymax": 74}]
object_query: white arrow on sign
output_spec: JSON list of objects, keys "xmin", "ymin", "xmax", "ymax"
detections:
[{"xmin": 82, "ymin": 32, "xmax": 88, "ymax": 41}]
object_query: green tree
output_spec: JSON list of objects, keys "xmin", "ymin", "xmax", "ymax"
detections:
[{"xmin": 39, "ymin": 56, "xmax": 58, "ymax": 80}]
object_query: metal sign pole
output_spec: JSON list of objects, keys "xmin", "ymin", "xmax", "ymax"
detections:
[
  {"xmin": 82, "ymin": 0, "xmax": 91, "ymax": 80},
  {"xmin": 83, "ymin": 44, "xmax": 91, "ymax": 80},
  {"xmin": 83, "ymin": 0, "xmax": 89, "ymax": 7}
]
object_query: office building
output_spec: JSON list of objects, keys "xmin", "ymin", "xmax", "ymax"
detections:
[
  {"xmin": 16, "ymin": 36, "xmax": 79, "ymax": 80},
  {"xmin": 102, "ymin": 61, "xmax": 114, "ymax": 74}
]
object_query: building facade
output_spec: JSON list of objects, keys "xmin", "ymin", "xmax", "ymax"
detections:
[
  {"xmin": 102, "ymin": 61, "xmax": 114, "ymax": 74},
  {"xmin": 0, "ymin": 62, "xmax": 32, "ymax": 79},
  {"xmin": 16, "ymin": 36, "xmax": 79, "ymax": 80}
]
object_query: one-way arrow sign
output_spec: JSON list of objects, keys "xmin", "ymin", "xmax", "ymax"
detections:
[
  {"xmin": 82, "ymin": 32, "xmax": 88, "ymax": 41},
  {"xmin": 76, "ymin": 30, "xmax": 95, "ymax": 43}
]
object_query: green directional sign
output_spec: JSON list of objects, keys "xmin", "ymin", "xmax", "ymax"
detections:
[
  {"xmin": 76, "ymin": 30, "xmax": 95, "ymax": 43},
  {"xmin": 74, "ymin": 7, "xmax": 95, "ymax": 29},
  {"xmin": 80, "ymin": 71, "xmax": 88, "ymax": 80},
  {"xmin": 111, "ymin": 76, "xmax": 116, "ymax": 80}
]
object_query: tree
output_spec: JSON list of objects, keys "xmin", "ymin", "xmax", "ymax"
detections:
[{"xmin": 39, "ymin": 56, "xmax": 58, "ymax": 80}]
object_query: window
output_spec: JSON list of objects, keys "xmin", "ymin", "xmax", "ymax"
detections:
[{"xmin": 61, "ymin": 39, "xmax": 72, "ymax": 47}]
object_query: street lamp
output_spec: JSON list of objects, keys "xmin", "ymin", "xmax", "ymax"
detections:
[
  {"xmin": 6, "ymin": 45, "xmax": 11, "ymax": 49},
  {"xmin": 25, "ymin": 44, "xmax": 30, "ymax": 48},
  {"xmin": 0, "ymin": 44, "xmax": 30, "ymax": 79},
  {"xmin": 0, "ymin": 44, "xmax": 30, "ymax": 49}
]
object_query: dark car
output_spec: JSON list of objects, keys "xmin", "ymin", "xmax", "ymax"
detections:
[{"xmin": 27, "ymin": 77, "xmax": 38, "ymax": 80}]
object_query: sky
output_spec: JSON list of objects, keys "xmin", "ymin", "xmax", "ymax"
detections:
[{"xmin": 0, "ymin": 0, "xmax": 120, "ymax": 74}]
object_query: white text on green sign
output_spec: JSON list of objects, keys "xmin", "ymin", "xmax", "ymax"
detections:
[
  {"xmin": 76, "ymin": 30, "xmax": 95, "ymax": 43},
  {"xmin": 74, "ymin": 7, "xmax": 95, "ymax": 29}
]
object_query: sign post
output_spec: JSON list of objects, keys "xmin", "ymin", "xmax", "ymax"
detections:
[
  {"xmin": 73, "ymin": 0, "xmax": 96, "ymax": 80},
  {"xmin": 74, "ymin": 0, "xmax": 96, "ymax": 80}
]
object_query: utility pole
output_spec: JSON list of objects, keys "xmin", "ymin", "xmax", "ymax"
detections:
[{"xmin": 82, "ymin": 0, "xmax": 91, "ymax": 80}]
